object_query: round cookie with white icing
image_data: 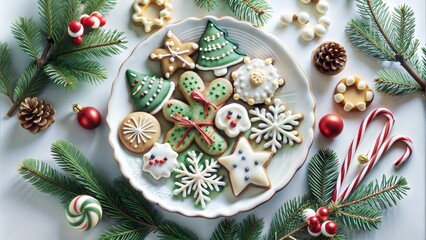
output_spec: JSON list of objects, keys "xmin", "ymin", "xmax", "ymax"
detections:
[
  {"xmin": 132, "ymin": 0, "xmax": 173, "ymax": 33},
  {"xmin": 215, "ymin": 103, "xmax": 251, "ymax": 138},
  {"xmin": 333, "ymin": 76, "xmax": 374, "ymax": 112},
  {"xmin": 118, "ymin": 112, "xmax": 161, "ymax": 154},
  {"xmin": 142, "ymin": 143, "xmax": 178, "ymax": 179},
  {"xmin": 232, "ymin": 57, "xmax": 285, "ymax": 105}
]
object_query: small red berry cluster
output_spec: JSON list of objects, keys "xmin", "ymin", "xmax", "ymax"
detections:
[
  {"xmin": 303, "ymin": 207, "xmax": 338, "ymax": 238},
  {"xmin": 67, "ymin": 12, "xmax": 107, "ymax": 45}
]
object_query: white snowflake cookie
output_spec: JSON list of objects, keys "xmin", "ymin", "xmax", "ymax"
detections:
[
  {"xmin": 232, "ymin": 57, "xmax": 285, "ymax": 105},
  {"xmin": 132, "ymin": 0, "xmax": 173, "ymax": 33},
  {"xmin": 249, "ymin": 98, "xmax": 303, "ymax": 153},
  {"xmin": 173, "ymin": 151, "xmax": 225, "ymax": 208},
  {"xmin": 218, "ymin": 137, "xmax": 272, "ymax": 196},
  {"xmin": 142, "ymin": 143, "xmax": 178, "ymax": 180},
  {"xmin": 215, "ymin": 103, "xmax": 251, "ymax": 138}
]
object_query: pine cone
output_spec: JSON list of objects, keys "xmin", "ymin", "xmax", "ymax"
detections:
[
  {"xmin": 313, "ymin": 41, "xmax": 347, "ymax": 75},
  {"xmin": 18, "ymin": 97, "xmax": 55, "ymax": 134}
]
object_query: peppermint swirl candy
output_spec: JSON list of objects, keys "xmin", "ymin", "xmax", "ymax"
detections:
[{"xmin": 66, "ymin": 195, "xmax": 102, "ymax": 231}]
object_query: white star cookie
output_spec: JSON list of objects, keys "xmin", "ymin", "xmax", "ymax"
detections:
[
  {"xmin": 142, "ymin": 143, "xmax": 178, "ymax": 180},
  {"xmin": 215, "ymin": 103, "xmax": 251, "ymax": 138},
  {"xmin": 218, "ymin": 137, "xmax": 272, "ymax": 196}
]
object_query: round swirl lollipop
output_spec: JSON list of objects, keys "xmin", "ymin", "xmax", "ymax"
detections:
[{"xmin": 66, "ymin": 195, "xmax": 103, "ymax": 231}]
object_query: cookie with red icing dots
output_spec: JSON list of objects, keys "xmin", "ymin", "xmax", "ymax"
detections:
[
  {"xmin": 162, "ymin": 71, "xmax": 233, "ymax": 156},
  {"xmin": 142, "ymin": 142, "xmax": 178, "ymax": 180},
  {"xmin": 215, "ymin": 103, "xmax": 251, "ymax": 138}
]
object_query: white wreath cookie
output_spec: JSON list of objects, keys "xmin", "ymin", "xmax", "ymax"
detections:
[
  {"xmin": 232, "ymin": 57, "xmax": 285, "ymax": 105},
  {"xmin": 132, "ymin": 0, "xmax": 173, "ymax": 33},
  {"xmin": 333, "ymin": 76, "xmax": 374, "ymax": 112},
  {"xmin": 215, "ymin": 103, "xmax": 251, "ymax": 138},
  {"xmin": 142, "ymin": 143, "xmax": 178, "ymax": 180}
]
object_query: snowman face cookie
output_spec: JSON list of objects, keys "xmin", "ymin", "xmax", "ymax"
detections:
[
  {"xmin": 142, "ymin": 143, "xmax": 178, "ymax": 180},
  {"xmin": 215, "ymin": 103, "xmax": 251, "ymax": 138}
]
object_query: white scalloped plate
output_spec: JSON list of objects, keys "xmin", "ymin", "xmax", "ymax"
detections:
[{"xmin": 107, "ymin": 16, "xmax": 316, "ymax": 218}]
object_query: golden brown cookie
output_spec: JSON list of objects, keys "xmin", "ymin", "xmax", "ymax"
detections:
[
  {"xmin": 132, "ymin": 0, "xmax": 173, "ymax": 33},
  {"xmin": 149, "ymin": 30, "xmax": 199, "ymax": 78},
  {"xmin": 118, "ymin": 112, "xmax": 161, "ymax": 153},
  {"xmin": 333, "ymin": 76, "xmax": 374, "ymax": 112}
]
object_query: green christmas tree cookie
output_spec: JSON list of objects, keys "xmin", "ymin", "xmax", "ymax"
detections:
[
  {"xmin": 162, "ymin": 71, "xmax": 232, "ymax": 156},
  {"xmin": 196, "ymin": 19, "xmax": 246, "ymax": 77},
  {"xmin": 126, "ymin": 69, "xmax": 175, "ymax": 114}
]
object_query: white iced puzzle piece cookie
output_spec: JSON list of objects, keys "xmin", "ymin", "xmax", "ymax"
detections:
[
  {"xmin": 232, "ymin": 57, "xmax": 285, "ymax": 105},
  {"xmin": 142, "ymin": 143, "xmax": 178, "ymax": 179},
  {"xmin": 132, "ymin": 0, "xmax": 173, "ymax": 32},
  {"xmin": 249, "ymin": 98, "xmax": 303, "ymax": 153},
  {"xmin": 215, "ymin": 103, "xmax": 251, "ymax": 138},
  {"xmin": 218, "ymin": 137, "xmax": 272, "ymax": 196}
]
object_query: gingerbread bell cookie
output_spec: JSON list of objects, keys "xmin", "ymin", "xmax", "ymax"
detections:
[
  {"xmin": 149, "ymin": 31, "xmax": 199, "ymax": 78},
  {"xmin": 118, "ymin": 112, "xmax": 161, "ymax": 153},
  {"xmin": 232, "ymin": 57, "xmax": 285, "ymax": 105},
  {"xmin": 333, "ymin": 76, "xmax": 374, "ymax": 112},
  {"xmin": 132, "ymin": 0, "xmax": 173, "ymax": 32}
]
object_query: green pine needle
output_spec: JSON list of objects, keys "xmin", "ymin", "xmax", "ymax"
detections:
[
  {"xmin": 38, "ymin": 0, "xmax": 60, "ymax": 38},
  {"xmin": 227, "ymin": 0, "xmax": 272, "ymax": 27},
  {"xmin": 237, "ymin": 215, "xmax": 264, "ymax": 240},
  {"xmin": 101, "ymin": 223, "xmax": 150, "ymax": 240},
  {"xmin": 210, "ymin": 219, "xmax": 238, "ymax": 240},
  {"xmin": 375, "ymin": 69, "xmax": 421, "ymax": 95},
  {"xmin": 14, "ymin": 63, "xmax": 47, "ymax": 101},
  {"xmin": 195, "ymin": 0, "xmax": 219, "ymax": 11},
  {"xmin": 337, "ymin": 203, "xmax": 381, "ymax": 231},
  {"xmin": 308, "ymin": 149, "xmax": 339, "ymax": 206},
  {"xmin": 392, "ymin": 4, "xmax": 416, "ymax": 54},
  {"xmin": 43, "ymin": 63, "xmax": 78, "ymax": 89},
  {"xmin": 18, "ymin": 158, "xmax": 86, "ymax": 208},
  {"xmin": 158, "ymin": 221, "xmax": 200, "ymax": 240},
  {"xmin": 11, "ymin": 17, "xmax": 44, "ymax": 61},
  {"xmin": 84, "ymin": 0, "xmax": 117, "ymax": 15},
  {"xmin": 0, "ymin": 43, "xmax": 15, "ymax": 99},
  {"xmin": 422, "ymin": 47, "xmax": 426, "ymax": 80}
]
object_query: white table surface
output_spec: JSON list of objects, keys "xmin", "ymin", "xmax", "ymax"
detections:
[{"xmin": 1, "ymin": 0, "xmax": 425, "ymax": 239}]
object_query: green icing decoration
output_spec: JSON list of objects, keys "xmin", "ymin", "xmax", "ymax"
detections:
[
  {"xmin": 126, "ymin": 69, "xmax": 175, "ymax": 114},
  {"xmin": 196, "ymin": 19, "xmax": 246, "ymax": 77}
]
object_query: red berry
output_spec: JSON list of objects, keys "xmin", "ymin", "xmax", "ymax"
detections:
[
  {"xmin": 167, "ymin": 103, "xmax": 172, "ymax": 108},
  {"xmin": 80, "ymin": 16, "xmax": 89, "ymax": 26},
  {"xmin": 91, "ymin": 12, "xmax": 102, "ymax": 18},
  {"xmin": 155, "ymin": 159, "xmax": 159, "ymax": 163},
  {"xmin": 69, "ymin": 21, "xmax": 82, "ymax": 33},
  {"xmin": 321, "ymin": 221, "xmax": 338, "ymax": 237},
  {"xmin": 72, "ymin": 37, "xmax": 83, "ymax": 45},
  {"xmin": 99, "ymin": 17, "xmax": 107, "ymax": 26},
  {"xmin": 308, "ymin": 223, "xmax": 321, "ymax": 233},
  {"xmin": 307, "ymin": 216, "xmax": 320, "ymax": 227},
  {"xmin": 84, "ymin": 17, "xmax": 95, "ymax": 27},
  {"xmin": 316, "ymin": 207, "xmax": 329, "ymax": 221},
  {"xmin": 230, "ymin": 120, "xmax": 237, "ymax": 128}
]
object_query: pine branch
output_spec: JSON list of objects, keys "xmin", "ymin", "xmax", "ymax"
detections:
[
  {"xmin": 336, "ymin": 204, "xmax": 381, "ymax": 231},
  {"xmin": 18, "ymin": 158, "xmax": 87, "ymax": 208},
  {"xmin": 84, "ymin": 0, "xmax": 117, "ymax": 15},
  {"xmin": 11, "ymin": 17, "xmax": 44, "ymax": 61},
  {"xmin": 238, "ymin": 215, "xmax": 264, "ymax": 240},
  {"xmin": 38, "ymin": 0, "xmax": 61, "ymax": 38},
  {"xmin": 43, "ymin": 63, "xmax": 78, "ymax": 89},
  {"xmin": 158, "ymin": 221, "xmax": 200, "ymax": 240},
  {"xmin": 0, "ymin": 43, "xmax": 15, "ymax": 101},
  {"xmin": 308, "ymin": 149, "xmax": 339, "ymax": 206},
  {"xmin": 227, "ymin": 0, "xmax": 272, "ymax": 27},
  {"xmin": 13, "ymin": 63, "xmax": 47, "ymax": 101},
  {"xmin": 392, "ymin": 4, "xmax": 416, "ymax": 54},
  {"xmin": 195, "ymin": 0, "xmax": 219, "ymax": 11},
  {"xmin": 277, "ymin": 224, "xmax": 307, "ymax": 240},
  {"xmin": 54, "ymin": 58, "xmax": 107, "ymax": 85},
  {"xmin": 210, "ymin": 219, "xmax": 238, "ymax": 240},
  {"xmin": 422, "ymin": 47, "xmax": 426, "ymax": 80},
  {"xmin": 101, "ymin": 223, "xmax": 150, "ymax": 240},
  {"xmin": 375, "ymin": 69, "xmax": 421, "ymax": 95}
]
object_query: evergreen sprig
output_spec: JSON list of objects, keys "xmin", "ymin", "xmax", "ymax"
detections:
[
  {"xmin": 194, "ymin": 0, "xmax": 272, "ymax": 27},
  {"xmin": 1, "ymin": 0, "xmax": 126, "ymax": 117},
  {"xmin": 346, "ymin": 0, "xmax": 426, "ymax": 96},
  {"xmin": 18, "ymin": 143, "xmax": 410, "ymax": 239}
]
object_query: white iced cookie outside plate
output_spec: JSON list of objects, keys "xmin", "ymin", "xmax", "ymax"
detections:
[
  {"xmin": 142, "ymin": 143, "xmax": 178, "ymax": 180},
  {"xmin": 218, "ymin": 137, "xmax": 272, "ymax": 196},
  {"xmin": 215, "ymin": 103, "xmax": 251, "ymax": 138}
]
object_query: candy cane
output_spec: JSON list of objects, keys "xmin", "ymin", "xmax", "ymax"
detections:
[{"xmin": 332, "ymin": 108, "xmax": 412, "ymax": 202}]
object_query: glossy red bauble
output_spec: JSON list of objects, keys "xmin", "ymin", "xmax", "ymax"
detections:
[
  {"xmin": 72, "ymin": 37, "xmax": 83, "ymax": 45},
  {"xmin": 308, "ymin": 222, "xmax": 321, "ymax": 237},
  {"xmin": 321, "ymin": 221, "xmax": 338, "ymax": 237},
  {"xmin": 307, "ymin": 216, "xmax": 320, "ymax": 227},
  {"xmin": 98, "ymin": 17, "xmax": 107, "ymax": 27},
  {"xmin": 316, "ymin": 207, "xmax": 329, "ymax": 221},
  {"xmin": 84, "ymin": 16, "xmax": 96, "ymax": 27},
  {"xmin": 73, "ymin": 104, "xmax": 101, "ymax": 129},
  {"xmin": 319, "ymin": 114, "xmax": 344, "ymax": 138},
  {"xmin": 69, "ymin": 21, "xmax": 81, "ymax": 33}
]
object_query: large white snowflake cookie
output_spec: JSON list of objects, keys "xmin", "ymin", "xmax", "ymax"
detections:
[
  {"xmin": 142, "ymin": 143, "xmax": 178, "ymax": 180},
  {"xmin": 215, "ymin": 103, "xmax": 251, "ymax": 138},
  {"xmin": 173, "ymin": 151, "xmax": 225, "ymax": 208},
  {"xmin": 218, "ymin": 137, "xmax": 272, "ymax": 196},
  {"xmin": 232, "ymin": 57, "xmax": 285, "ymax": 105},
  {"xmin": 249, "ymin": 98, "xmax": 303, "ymax": 153}
]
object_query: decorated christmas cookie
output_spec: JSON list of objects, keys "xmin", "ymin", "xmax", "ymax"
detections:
[
  {"xmin": 132, "ymin": 0, "xmax": 173, "ymax": 32},
  {"xmin": 118, "ymin": 112, "xmax": 161, "ymax": 153},
  {"xmin": 174, "ymin": 150, "xmax": 225, "ymax": 208},
  {"xmin": 232, "ymin": 57, "xmax": 285, "ymax": 105},
  {"xmin": 142, "ymin": 143, "xmax": 178, "ymax": 180},
  {"xmin": 149, "ymin": 31, "xmax": 199, "ymax": 78},
  {"xmin": 126, "ymin": 69, "xmax": 175, "ymax": 114},
  {"xmin": 218, "ymin": 137, "xmax": 272, "ymax": 196},
  {"xmin": 249, "ymin": 98, "xmax": 303, "ymax": 153},
  {"xmin": 162, "ymin": 71, "xmax": 232, "ymax": 156},
  {"xmin": 333, "ymin": 76, "xmax": 374, "ymax": 112},
  {"xmin": 196, "ymin": 19, "xmax": 246, "ymax": 77},
  {"xmin": 215, "ymin": 103, "xmax": 251, "ymax": 138}
]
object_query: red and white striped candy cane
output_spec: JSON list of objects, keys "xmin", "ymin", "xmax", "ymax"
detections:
[{"xmin": 332, "ymin": 108, "xmax": 413, "ymax": 202}]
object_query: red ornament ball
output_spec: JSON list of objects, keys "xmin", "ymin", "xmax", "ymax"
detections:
[
  {"xmin": 72, "ymin": 37, "xmax": 83, "ymax": 45},
  {"xmin": 316, "ymin": 207, "xmax": 330, "ymax": 221},
  {"xmin": 69, "ymin": 21, "xmax": 82, "ymax": 33},
  {"xmin": 307, "ymin": 216, "xmax": 320, "ymax": 227},
  {"xmin": 319, "ymin": 114, "xmax": 344, "ymax": 138},
  {"xmin": 321, "ymin": 221, "xmax": 338, "ymax": 237},
  {"xmin": 73, "ymin": 104, "xmax": 102, "ymax": 129},
  {"xmin": 98, "ymin": 17, "xmax": 107, "ymax": 27},
  {"xmin": 308, "ymin": 223, "xmax": 321, "ymax": 237}
]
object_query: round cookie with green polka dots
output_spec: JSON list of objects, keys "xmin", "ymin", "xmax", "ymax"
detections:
[{"xmin": 162, "ymin": 71, "xmax": 233, "ymax": 156}]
